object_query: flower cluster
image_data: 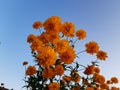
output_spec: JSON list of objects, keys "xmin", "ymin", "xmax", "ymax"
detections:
[{"xmin": 23, "ymin": 16, "xmax": 119, "ymax": 90}]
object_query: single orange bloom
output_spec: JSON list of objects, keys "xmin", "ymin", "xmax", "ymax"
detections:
[
  {"xmin": 96, "ymin": 50, "xmax": 108, "ymax": 60},
  {"xmin": 26, "ymin": 66, "xmax": 37, "ymax": 76},
  {"xmin": 30, "ymin": 39, "xmax": 43, "ymax": 52},
  {"xmin": 76, "ymin": 29, "xmax": 86, "ymax": 40},
  {"xmin": 33, "ymin": 21, "xmax": 42, "ymax": 29},
  {"xmin": 22, "ymin": 61, "xmax": 28, "ymax": 66},
  {"xmin": 47, "ymin": 32, "xmax": 60, "ymax": 43},
  {"xmin": 61, "ymin": 22, "xmax": 75, "ymax": 37},
  {"xmin": 48, "ymin": 82, "xmax": 60, "ymax": 90},
  {"xmin": 43, "ymin": 16, "xmax": 62, "ymax": 33},
  {"xmin": 111, "ymin": 86, "xmax": 119, "ymax": 90},
  {"xmin": 94, "ymin": 67, "xmax": 100, "ymax": 73},
  {"xmin": 36, "ymin": 46, "xmax": 57, "ymax": 67},
  {"xmin": 85, "ymin": 41, "xmax": 99, "ymax": 54},
  {"xmin": 85, "ymin": 87, "xmax": 94, "ymax": 90},
  {"xmin": 42, "ymin": 67, "xmax": 55, "ymax": 79},
  {"xmin": 71, "ymin": 86, "xmax": 81, "ymax": 90},
  {"xmin": 96, "ymin": 88, "xmax": 104, "ymax": 90},
  {"xmin": 111, "ymin": 77, "xmax": 119, "ymax": 84},
  {"xmin": 54, "ymin": 64, "xmax": 64, "ymax": 76},
  {"xmin": 93, "ymin": 74, "xmax": 105, "ymax": 84},
  {"xmin": 37, "ymin": 32, "xmax": 49, "ymax": 44},
  {"xmin": 27, "ymin": 34, "xmax": 37, "ymax": 43},
  {"xmin": 60, "ymin": 47, "xmax": 76, "ymax": 64},
  {"xmin": 84, "ymin": 65, "xmax": 95, "ymax": 75},
  {"xmin": 100, "ymin": 83, "xmax": 109, "ymax": 89},
  {"xmin": 106, "ymin": 80, "xmax": 112, "ymax": 84},
  {"xmin": 53, "ymin": 39, "xmax": 70, "ymax": 53}
]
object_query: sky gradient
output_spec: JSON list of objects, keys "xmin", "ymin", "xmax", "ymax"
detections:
[{"xmin": 0, "ymin": 0, "xmax": 120, "ymax": 89}]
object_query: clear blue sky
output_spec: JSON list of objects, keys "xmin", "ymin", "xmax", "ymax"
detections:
[{"xmin": 0, "ymin": 0, "xmax": 120, "ymax": 89}]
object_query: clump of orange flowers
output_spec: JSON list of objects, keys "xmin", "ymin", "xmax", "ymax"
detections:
[{"xmin": 23, "ymin": 16, "xmax": 119, "ymax": 90}]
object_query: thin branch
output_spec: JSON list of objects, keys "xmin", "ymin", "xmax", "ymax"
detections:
[{"xmin": 76, "ymin": 50, "xmax": 85, "ymax": 55}]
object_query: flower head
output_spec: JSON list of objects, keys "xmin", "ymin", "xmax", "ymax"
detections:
[
  {"xmin": 94, "ymin": 67, "xmax": 100, "ymax": 73},
  {"xmin": 27, "ymin": 34, "xmax": 37, "ymax": 43},
  {"xmin": 111, "ymin": 86, "xmax": 119, "ymax": 90},
  {"xmin": 42, "ymin": 67, "xmax": 55, "ymax": 79},
  {"xmin": 54, "ymin": 64, "xmax": 64, "ymax": 76},
  {"xmin": 37, "ymin": 32, "xmax": 49, "ymax": 44},
  {"xmin": 43, "ymin": 16, "xmax": 62, "ymax": 33},
  {"xmin": 96, "ymin": 50, "xmax": 108, "ymax": 60},
  {"xmin": 36, "ymin": 46, "xmax": 57, "ymax": 67},
  {"xmin": 26, "ymin": 66, "xmax": 37, "ymax": 76},
  {"xmin": 60, "ymin": 47, "xmax": 76, "ymax": 64},
  {"xmin": 47, "ymin": 32, "xmax": 60, "ymax": 43},
  {"xmin": 53, "ymin": 39, "xmax": 70, "ymax": 53},
  {"xmin": 93, "ymin": 73, "xmax": 105, "ymax": 84},
  {"xmin": 111, "ymin": 77, "xmax": 119, "ymax": 84},
  {"xmin": 30, "ymin": 39, "xmax": 43, "ymax": 52},
  {"xmin": 85, "ymin": 41, "xmax": 99, "ymax": 54},
  {"xmin": 106, "ymin": 80, "xmax": 112, "ymax": 84},
  {"xmin": 76, "ymin": 29, "xmax": 86, "ymax": 40},
  {"xmin": 33, "ymin": 21, "xmax": 42, "ymax": 29},
  {"xmin": 84, "ymin": 65, "xmax": 95, "ymax": 75},
  {"xmin": 61, "ymin": 22, "xmax": 75, "ymax": 37},
  {"xmin": 22, "ymin": 61, "xmax": 28, "ymax": 66},
  {"xmin": 85, "ymin": 87, "xmax": 94, "ymax": 90},
  {"xmin": 71, "ymin": 86, "xmax": 81, "ymax": 90},
  {"xmin": 100, "ymin": 83, "xmax": 109, "ymax": 89},
  {"xmin": 48, "ymin": 82, "xmax": 60, "ymax": 90}
]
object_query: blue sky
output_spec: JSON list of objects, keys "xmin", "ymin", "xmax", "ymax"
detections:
[{"xmin": 0, "ymin": 0, "xmax": 120, "ymax": 89}]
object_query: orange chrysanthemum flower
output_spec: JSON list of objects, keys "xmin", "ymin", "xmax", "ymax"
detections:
[
  {"xmin": 47, "ymin": 32, "xmax": 60, "ymax": 43},
  {"xmin": 33, "ymin": 21, "xmax": 42, "ymax": 29},
  {"xmin": 22, "ymin": 61, "xmax": 28, "ymax": 66},
  {"xmin": 53, "ymin": 39, "xmax": 70, "ymax": 53},
  {"xmin": 42, "ymin": 67, "xmax": 55, "ymax": 79},
  {"xmin": 54, "ymin": 64, "xmax": 64, "ymax": 76},
  {"xmin": 26, "ymin": 66, "xmax": 37, "ymax": 76},
  {"xmin": 61, "ymin": 22, "xmax": 75, "ymax": 37},
  {"xmin": 48, "ymin": 82, "xmax": 60, "ymax": 90},
  {"xmin": 93, "ymin": 73, "xmax": 105, "ymax": 84},
  {"xmin": 43, "ymin": 16, "xmax": 62, "ymax": 33},
  {"xmin": 85, "ymin": 87, "xmax": 94, "ymax": 90},
  {"xmin": 37, "ymin": 32, "xmax": 49, "ymax": 44},
  {"xmin": 71, "ymin": 86, "xmax": 81, "ymax": 90},
  {"xmin": 27, "ymin": 34, "xmax": 37, "ymax": 43},
  {"xmin": 111, "ymin": 77, "xmax": 119, "ymax": 84},
  {"xmin": 111, "ymin": 86, "xmax": 119, "ymax": 90},
  {"xmin": 85, "ymin": 41, "xmax": 99, "ymax": 54},
  {"xmin": 96, "ymin": 50, "xmax": 108, "ymax": 60},
  {"xmin": 60, "ymin": 47, "xmax": 76, "ymax": 64},
  {"xmin": 84, "ymin": 65, "xmax": 95, "ymax": 75},
  {"xmin": 30, "ymin": 39, "xmax": 43, "ymax": 52},
  {"xmin": 94, "ymin": 67, "xmax": 100, "ymax": 73},
  {"xmin": 106, "ymin": 80, "xmax": 112, "ymax": 84},
  {"xmin": 36, "ymin": 46, "xmax": 57, "ymax": 67},
  {"xmin": 100, "ymin": 83, "xmax": 109, "ymax": 89},
  {"xmin": 76, "ymin": 29, "xmax": 86, "ymax": 40}
]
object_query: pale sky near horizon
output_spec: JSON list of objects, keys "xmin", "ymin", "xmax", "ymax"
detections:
[{"xmin": 0, "ymin": 0, "xmax": 120, "ymax": 89}]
